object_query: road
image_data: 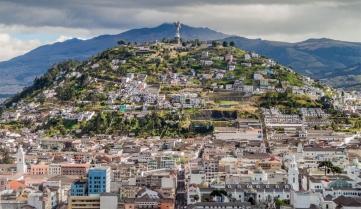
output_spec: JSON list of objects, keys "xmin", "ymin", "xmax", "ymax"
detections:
[{"xmin": 176, "ymin": 169, "xmax": 187, "ymax": 209}]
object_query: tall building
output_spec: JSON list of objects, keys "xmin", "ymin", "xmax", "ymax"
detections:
[
  {"xmin": 288, "ymin": 155, "xmax": 299, "ymax": 191},
  {"xmin": 88, "ymin": 167, "xmax": 111, "ymax": 196},
  {"xmin": 71, "ymin": 178, "xmax": 88, "ymax": 196},
  {"xmin": 16, "ymin": 145, "xmax": 27, "ymax": 174}
]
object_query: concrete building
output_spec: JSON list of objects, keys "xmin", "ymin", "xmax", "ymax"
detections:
[
  {"xmin": 68, "ymin": 195, "xmax": 100, "ymax": 209},
  {"xmin": 61, "ymin": 164, "xmax": 89, "ymax": 176},
  {"xmin": 70, "ymin": 179, "xmax": 87, "ymax": 196},
  {"xmin": 48, "ymin": 164, "xmax": 62, "ymax": 175},
  {"xmin": 30, "ymin": 163, "xmax": 49, "ymax": 175},
  {"xmin": 88, "ymin": 167, "xmax": 111, "ymax": 196}
]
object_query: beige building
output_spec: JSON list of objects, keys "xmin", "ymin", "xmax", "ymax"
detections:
[
  {"xmin": 68, "ymin": 193, "xmax": 118, "ymax": 209},
  {"xmin": 30, "ymin": 163, "xmax": 49, "ymax": 175}
]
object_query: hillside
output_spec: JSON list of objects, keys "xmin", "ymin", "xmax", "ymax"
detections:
[
  {"xmin": 0, "ymin": 23, "xmax": 360, "ymax": 96},
  {"xmin": 224, "ymin": 37, "xmax": 361, "ymax": 89},
  {"xmin": 0, "ymin": 42, "xmax": 327, "ymax": 138},
  {"xmin": 0, "ymin": 23, "xmax": 229, "ymax": 94}
]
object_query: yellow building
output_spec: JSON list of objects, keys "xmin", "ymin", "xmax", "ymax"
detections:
[{"xmin": 68, "ymin": 196, "xmax": 100, "ymax": 209}]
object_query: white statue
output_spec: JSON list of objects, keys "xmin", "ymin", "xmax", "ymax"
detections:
[{"xmin": 174, "ymin": 21, "xmax": 181, "ymax": 44}]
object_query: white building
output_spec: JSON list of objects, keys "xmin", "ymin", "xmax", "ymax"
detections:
[
  {"xmin": 48, "ymin": 164, "xmax": 62, "ymax": 175},
  {"xmin": 16, "ymin": 145, "xmax": 27, "ymax": 174},
  {"xmin": 288, "ymin": 155, "xmax": 299, "ymax": 191}
]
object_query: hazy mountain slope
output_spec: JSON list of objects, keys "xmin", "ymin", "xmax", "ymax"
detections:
[
  {"xmin": 224, "ymin": 37, "xmax": 361, "ymax": 83},
  {"xmin": 325, "ymin": 63, "xmax": 361, "ymax": 89}
]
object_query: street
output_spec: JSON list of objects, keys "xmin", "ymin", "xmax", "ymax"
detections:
[{"xmin": 176, "ymin": 169, "xmax": 187, "ymax": 209}]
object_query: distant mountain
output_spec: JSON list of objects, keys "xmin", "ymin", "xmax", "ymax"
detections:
[
  {"xmin": 1, "ymin": 23, "xmax": 361, "ymax": 95},
  {"xmin": 0, "ymin": 23, "xmax": 229, "ymax": 94},
  {"xmin": 324, "ymin": 63, "xmax": 361, "ymax": 89},
  {"xmin": 224, "ymin": 37, "xmax": 361, "ymax": 89}
]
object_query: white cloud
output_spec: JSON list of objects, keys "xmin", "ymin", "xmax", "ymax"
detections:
[
  {"xmin": 0, "ymin": 1, "xmax": 360, "ymax": 43},
  {"xmin": 0, "ymin": 33, "xmax": 42, "ymax": 61},
  {"xmin": 0, "ymin": 25, "xmax": 99, "ymax": 61},
  {"xmin": 55, "ymin": 35, "xmax": 72, "ymax": 42},
  {"xmin": 0, "ymin": 0, "xmax": 360, "ymax": 62},
  {"xmin": 0, "ymin": 24, "xmax": 101, "ymax": 40}
]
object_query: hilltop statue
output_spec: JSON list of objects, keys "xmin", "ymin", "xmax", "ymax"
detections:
[{"xmin": 174, "ymin": 21, "xmax": 181, "ymax": 45}]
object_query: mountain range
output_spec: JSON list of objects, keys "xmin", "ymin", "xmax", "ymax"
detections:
[
  {"xmin": 0, "ymin": 23, "xmax": 360, "ymax": 95},
  {"xmin": 225, "ymin": 36, "xmax": 361, "ymax": 89}
]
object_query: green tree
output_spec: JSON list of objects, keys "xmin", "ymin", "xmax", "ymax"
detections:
[
  {"xmin": 56, "ymin": 84, "xmax": 78, "ymax": 101},
  {"xmin": 222, "ymin": 41, "xmax": 229, "ymax": 47},
  {"xmin": 212, "ymin": 41, "xmax": 219, "ymax": 47},
  {"xmin": 330, "ymin": 166, "xmax": 343, "ymax": 175},
  {"xmin": 0, "ymin": 148, "xmax": 13, "ymax": 164},
  {"xmin": 193, "ymin": 195, "xmax": 199, "ymax": 201},
  {"xmin": 210, "ymin": 189, "xmax": 228, "ymax": 198},
  {"xmin": 229, "ymin": 41, "xmax": 235, "ymax": 47},
  {"xmin": 275, "ymin": 198, "xmax": 287, "ymax": 207},
  {"xmin": 318, "ymin": 161, "xmax": 334, "ymax": 176},
  {"xmin": 353, "ymin": 119, "xmax": 361, "ymax": 129}
]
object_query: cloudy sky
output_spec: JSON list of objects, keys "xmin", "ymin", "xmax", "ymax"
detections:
[{"xmin": 0, "ymin": 0, "xmax": 360, "ymax": 61}]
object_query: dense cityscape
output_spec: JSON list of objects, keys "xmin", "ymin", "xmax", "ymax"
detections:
[{"xmin": 1, "ymin": 22, "xmax": 361, "ymax": 209}]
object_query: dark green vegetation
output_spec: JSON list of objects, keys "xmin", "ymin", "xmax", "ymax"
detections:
[
  {"xmin": 329, "ymin": 115, "xmax": 361, "ymax": 133},
  {"xmin": 81, "ymin": 111, "xmax": 212, "ymax": 138},
  {"xmin": 260, "ymin": 92, "xmax": 321, "ymax": 113},
  {"xmin": 318, "ymin": 161, "xmax": 343, "ymax": 176},
  {"xmin": 37, "ymin": 111, "xmax": 213, "ymax": 138}
]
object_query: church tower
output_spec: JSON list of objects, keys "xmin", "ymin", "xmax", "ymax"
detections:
[
  {"xmin": 16, "ymin": 145, "xmax": 27, "ymax": 174},
  {"xmin": 288, "ymin": 155, "xmax": 299, "ymax": 191}
]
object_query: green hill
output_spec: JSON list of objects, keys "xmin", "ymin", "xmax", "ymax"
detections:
[{"xmin": 0, "ymin": 41, "xmax": 329, "ymax": 138}]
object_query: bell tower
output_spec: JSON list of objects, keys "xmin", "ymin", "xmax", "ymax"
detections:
[
  {"xmin": 16, "ymin": 145, "xmax": 27, "ymax": 174},
  {"xmin": 287, "ymin": 155, "xmax": 299, "ymax": 191}
]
